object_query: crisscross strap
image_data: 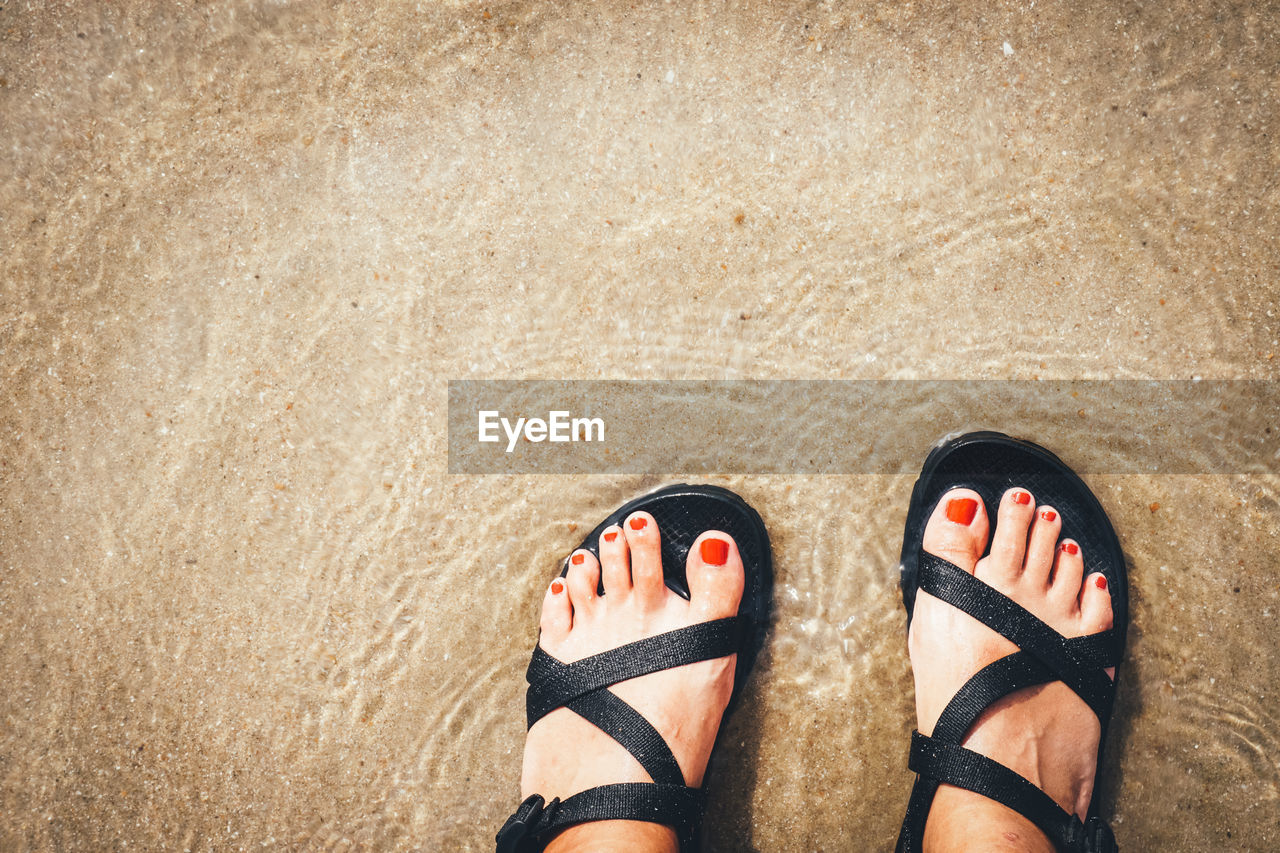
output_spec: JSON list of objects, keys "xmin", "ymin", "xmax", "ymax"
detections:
[
  {"xmin": 932, "ymin": 635, "xmax": 1118, "ymax": 744},
  {"xmin": 895, "ymin": 644, "xmax": 1118, "ymax": 853},
  {"xmin": 562, "ymin": 685, "xmax": 683, "ymax": 785},
  {"xmin": 897, "ymin": 554, "xmax": 1121, "ymax": 852},
  {"xmin": 525, "ymin": 617, "xmax": 740, "ymax": 725},
  {"xmin": 499, "ymin": 617, "xmax": 740, "ymax": 852},
  {"xmin": 917, "ymin": 553, "xmax": 1115, "ymax": 726}
]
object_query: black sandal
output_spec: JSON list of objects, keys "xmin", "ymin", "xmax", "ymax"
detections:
[
  {"xmin": 496, "ymin": 484, "xmax": 773, "ymax": 853},
  {"xmin": 896, "ymin": 432, "xmax": 1128, "ymax": 853}
]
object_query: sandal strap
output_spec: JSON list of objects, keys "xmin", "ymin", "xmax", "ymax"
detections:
[
  {"xmin": 908, "ymin": 734, "xmax": 1116, "ymax": 853},
  {"xmin": 525, "ymin": 617, "xmax": 740, "ymax": 725},
  {"xmin": 503, "ymin": 617, "xmax": 740, "ymax": 852},
  {"xmin": 918, "ymin": 554, "xmax": 1116, "ymax": 724},
  {"xmin": 524, "ymin": 618, "xmax": 741, "ymax": 785},
  {"xmin": 896, "ymin": 554, "xmax": 1121, "ymax": 852},
  {"xmin": 902, "ymin": 642, "xmax": 1117, "ymax": 846},
  {"xmin": 496, "ymin": 783, "xmax": 704, "ymax": 853},
  {"xmin": 561, "ymin": 685, "xmax": 683, "ymax": 785},
  {"xmin": 932, "ymin": 637, "xmax": 1119, "ymax": 744}
]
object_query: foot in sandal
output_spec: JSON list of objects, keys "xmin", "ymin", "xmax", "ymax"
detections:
[
  {"xmin": 497, "ymin": 486, "xmax": 772, "ymax": 853},
  {"xmin": 896, "ymin": 434, "xmax": 1126, "ymax": 853}
]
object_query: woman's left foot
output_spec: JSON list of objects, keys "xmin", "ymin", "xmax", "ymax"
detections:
[{"xmin": 910, "ymin": 486, "xmax": 1116, "ymax": 827}]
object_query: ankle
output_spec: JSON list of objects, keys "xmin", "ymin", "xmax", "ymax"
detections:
[
  {"xmin": 544, "ymin": 820, "xmax": 679, "ymax": 853},
  {"xmin": 923, "ymin": 785, "xmax": 1055, "ymax": 853}
]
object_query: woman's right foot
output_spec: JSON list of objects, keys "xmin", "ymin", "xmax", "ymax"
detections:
[{"xmin": 908, "ymin": 487, "xmax": 1116, "ymax": 847}]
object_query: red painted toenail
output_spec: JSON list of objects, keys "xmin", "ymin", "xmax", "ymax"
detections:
[
  {"xmin": 1095, "ymin": 575, "xmax": 1108, "ymax": 590},
  {"xmin": 629, "ymin": 517, "xmax": 647, "ymax": 530},
  {"xmin": 946, "ymin": 498, "xmax": 979, "ymax": 525},
  {"xmin": 550, "ymin": 580, "xmax": 564, "ymax": 594},
  {"xmin": 604, "ymin": 531, "xmax": 618, "ymax": 543},
  {"xmin": 1040, "ymin": 509, "xmax": 1057, "ymax": 522},
  {"xmin": 571, "ymin": 553, "xmax": 585, "ymax": 565},
  {"xmin": 1013, "ymin": 490, "xmax": 1031, "ymax": 505},
  {"xmin": 1063, "ymin": 542, "xmax": 1079, "ymax": 556},
  {"xmin": 700, "ymin": 538, "xmax": 729, "ymax": 566}
]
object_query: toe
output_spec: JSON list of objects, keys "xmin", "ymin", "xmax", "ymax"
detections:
[
  {"xmin": 1024, "ymin": 505, "xmax": 1061, "ymax": 587},
  {"xmin": 921, "ymin": 488, "xmax": 990, "ymax": 574},
  {"xmin": 984, "ymin": 487, "xmax": 1036, "ymax": 582},
  {"xmin": 623, "ymin": 511, "xmax": 666, "ymax": 604},
  {"xmin": 1079, "ymin": 568, "xmax": 1117, "ymax": 680},
  {"xmin": 686, "ymin": 531, "xmax": 745, "ymax": 620},
  {"xmin": 540, "ymin": 576, "xmax": 572, "ymax": 641},
  {"xmin": 597, "ymin": 525, "xmax": 630, "ymax": 597},
  {"xmin": 565, "ymin": 549, "xmax": 601, "ymax": 613},
  {"xmin": 1078, "ymin": 568, "xmax": 1115, "ymax": 635},
  {"xmin": 1049, "ymin": 537, "xmax": 1085, "ymax": 607}
]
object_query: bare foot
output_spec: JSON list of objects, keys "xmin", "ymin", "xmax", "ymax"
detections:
[
  {"xmin": 520, "ymin": 511, "xmax": 745, "ymax": 850},
  {"xmin": 909, "ymin": 487, "xmax": 1115, "ymax": 841}
]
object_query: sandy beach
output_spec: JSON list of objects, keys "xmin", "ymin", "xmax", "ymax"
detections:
[{"xmin": 2, "ymin": 1, "xmax": 1278, "ymax": 849}]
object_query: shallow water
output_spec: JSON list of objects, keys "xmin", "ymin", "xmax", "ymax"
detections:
[{"xmin": 2, "ymin": 1, "xmax": 1278, "ymax": 850}]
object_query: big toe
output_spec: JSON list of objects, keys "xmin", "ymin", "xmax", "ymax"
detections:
[
  {"xmin": 686, "ymin": 531, "xmax": 744, "ymax": 620},
  {"xmin": 921, "ymin": 488, "xmax": 991, "ymax": 574}
]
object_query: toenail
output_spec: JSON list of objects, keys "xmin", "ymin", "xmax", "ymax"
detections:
[
  {"xmin": 550, "ymin": 580, "xmax": 564, "ymax": 594},
  {"xmin": 629, "ymin": 517, "xmax": 647, "ymax": 531},
  {"xmin": 1095, "ymin": 574, "xmax": 1108, "ymax": 590},
  {"xmin": 603, "ymin": 531, "xmax": 618, "ymax": 543},
  {"xmin": 700, "ymin": 538, "xmax": 729, "ymax": 566},
  {"xmin": 945, "ymin": 497, "xmax": 979, "ymax": 525},
  {"xmin": 1040, "ymin": 509, "xmax": 1057, "ymax": 522},
  {"xmin": 571, "ymin": 553, "xmax": 585, "ymax": 565},
  {"xmin": 1012, "ymin": 490, "xmax": 1031, "ymax": 505},
  {"xmin": 1062, "ymin": 541, "xmax": 1079, "ymax": 556}
]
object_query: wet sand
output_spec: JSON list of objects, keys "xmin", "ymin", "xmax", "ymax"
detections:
[{"xmin": 2, "ymin": 1, "xmax": 1278, "ymax": 850}]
